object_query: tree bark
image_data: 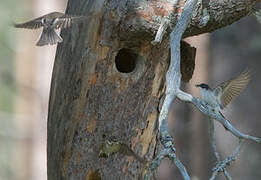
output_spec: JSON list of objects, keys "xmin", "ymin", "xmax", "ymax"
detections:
[{"xmin": 47, "ymin": 0, "xmax": 260, "ymax": 179}]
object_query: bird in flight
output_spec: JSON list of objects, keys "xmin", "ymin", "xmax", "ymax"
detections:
[
  {"xmin": 14, "ymin": 12, "xmax": 87, "ymax": 46},
  {"xmin": 196, "ymin": 69, "xmax": 251, "ymax": 115}
]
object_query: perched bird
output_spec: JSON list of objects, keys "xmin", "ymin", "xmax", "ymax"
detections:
[
  {"xmin": 14, "ymin": 12, "xmax": 86, "ymax": 46},
  {"xmin": 196, "ymin": 69, "xmax": 251, "ymax": 115}
]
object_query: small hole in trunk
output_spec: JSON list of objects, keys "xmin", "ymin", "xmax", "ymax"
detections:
[{"xmin": 115, "ymin": 48, "xmax": 137, "ymax": 73}]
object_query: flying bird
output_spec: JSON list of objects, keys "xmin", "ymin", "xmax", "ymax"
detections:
[
  {"xmin": 196, "ymin": 69, "xmax": 251, "ymax": 115},
  {"xmin": 14, "ymin": 12, "xmax": 87, "ymax": 46}
]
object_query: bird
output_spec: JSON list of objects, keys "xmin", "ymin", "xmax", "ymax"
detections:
[
  {"xmin": 14, "ymin": 12, "xmax": 87, "ymax": 46},
  {"xmin": 195, "ymin": 69, "xmax": 251, "ymax": 115}
]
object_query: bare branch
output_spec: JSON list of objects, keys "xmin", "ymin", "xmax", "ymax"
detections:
[
  {"xmin": 145, "ymin": 148, "xmax": 190, "ymax": 180},
  {"xmin": 209, "ymin": 119, "xmax": 221, "ymax": 162},
  {"xmin": 176, "ymin": 90, "xmax": 261, "ymax": 143},
  {"xmin": 144, "ymin": 149, "xmax": 169, "ymax": 180},
  {"xmin": 223, "ymin": 170, "xmax": 232, "ymax": 180},
  {"xmin": 209, "ymin": 118, "xmax": 231, "ymax": 180},
  {"xmin": 177, "ymin": 90, "xmax": 258, "ymax": 178},
  {"xmin": 151, "ymin": 18, "xmax": 170, "ymax": 45},
  {"xmin": 145, "ymin": 0, "xmax": 199, "ymax": 179},
  {"xmin": 168, "ymin": 152, "xmax": 190, "ymax": 180},
  {"xmin": 210, "ymin": 139, "xmax": 243, "ymax": 180},
  {"xmin": 146, "ymin": 0, "xmax": 261, "ymax": 179},
  {"xmin": 151, "ymin": 0, "xmax": 180, "ymax": 45}
]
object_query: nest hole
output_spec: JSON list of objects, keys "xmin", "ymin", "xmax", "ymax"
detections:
[{"xmin": 115, "ymin": 48, "xmax": 138, "ymax": 73}]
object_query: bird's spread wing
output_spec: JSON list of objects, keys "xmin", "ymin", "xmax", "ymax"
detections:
[
  {"xmin": 14, "ymin": 12, "xmax": 65, "ymax": 29},
  {"xmin": 55, "ymin": 15, "xmax": 87, "ymax": 29},
  {"xmin": 14, "ymin": 17, "xmax": 43, "ymax": 29},
  {"xmin": 216, "ymin": 69, "xmax": 251, "ymax": 108}
]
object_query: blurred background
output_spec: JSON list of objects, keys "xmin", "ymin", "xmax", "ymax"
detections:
[
  {"xmin": 0, "ymin": 0, "xmax": 66, "ymax": 180},
  {"xmin": 0, "ymin": 0, "xmax": 260, "ymax": 180}
]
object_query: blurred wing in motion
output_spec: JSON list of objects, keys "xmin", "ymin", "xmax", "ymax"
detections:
[
  {"xmin": 14, "ymin": 17, "xmax": 43, "ymax": 29},
  {"xmin": 13, "ymin": 12, "xmax": 65, "ymax": 29},
  {"xmin": 216, "ymin": 69, "xmax": 251, "ymax": 108}
]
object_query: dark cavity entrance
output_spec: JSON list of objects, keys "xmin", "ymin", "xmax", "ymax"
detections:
[{"xmin": 115, "ymin": 48, "xmax": 137, "ymax": 73}]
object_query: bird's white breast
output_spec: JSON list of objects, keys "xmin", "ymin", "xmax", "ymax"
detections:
[{"xmin": 200, "ymin": 88, "xmax": 219, "ymax": 108}]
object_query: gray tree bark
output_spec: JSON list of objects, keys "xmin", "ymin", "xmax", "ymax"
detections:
[{"xmin": 47, "ymin": 0, "xmax": 259, "ymax": 179}]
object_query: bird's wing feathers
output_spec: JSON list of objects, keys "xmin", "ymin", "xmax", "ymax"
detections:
[
  {"xmin": 55, "ymin": 15, "xmax": 87, "ymax": 29},
  {"xmin": 14, "ymin": 12, "xmax": 64, "ymax": 29},
  {"xmin": 217, "ymin": 69, "xmax": 251, "ymax": 108},
  {"xmin": 14, "ymin": 17, "xmax": 43, "ymax": 29}
]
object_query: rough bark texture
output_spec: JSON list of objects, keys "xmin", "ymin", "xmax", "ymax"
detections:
[{"xmin": 47, "ymin": 0, "xmax": 260, "ymax": 179}]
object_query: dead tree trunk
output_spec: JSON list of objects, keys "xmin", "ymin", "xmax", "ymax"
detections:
[{"xmin": 47, "ymin": 0, "xmax": 259, "ymax": 179}]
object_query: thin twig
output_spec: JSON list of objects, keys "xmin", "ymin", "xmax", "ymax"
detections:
[
  {"xmin": 151, "ymin": 18, "xmax": 170, "ymax": 45},
  {"xmin": 168, "ymin": 152, "xmax": 190, "ymax": 180},
  {"xmin": 210, "ymin": 139, "xmax": 243, "ymax": 180},
  {"xmin": 209, "ymin": 118, "xmax": 231, "ymax": 179},
  {"xmin": 151, "ymin": 0, "xmax": 180, "ymax": 45},
  {"xmin": 209, "ymin": 118, "xmax": 221, "ymax": 161},
  {"xmin": 223, "ymin": 170, "xmax": 232, "ymax": 180},
  {"xmin": 144, "ymin": 149, "xmax": 170, "ymax": 180}
]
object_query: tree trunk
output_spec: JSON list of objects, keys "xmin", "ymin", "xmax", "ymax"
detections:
[
  {"xmin": 47, "ymin": 0, "xmax": 259, "ymax": 179},
  {"xmin": 48, "ymin": 1, "xmax": 169, "ymax": 179}
]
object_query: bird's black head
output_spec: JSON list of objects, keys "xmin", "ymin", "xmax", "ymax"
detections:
[{"xmin": 195, "ymin": 83, "xmax": 210, "ymax": 90}]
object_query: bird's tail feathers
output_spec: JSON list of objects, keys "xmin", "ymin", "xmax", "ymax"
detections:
[{"xmin": 36, "ymin": 28, "xmax": 63, "ymax": 46}]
